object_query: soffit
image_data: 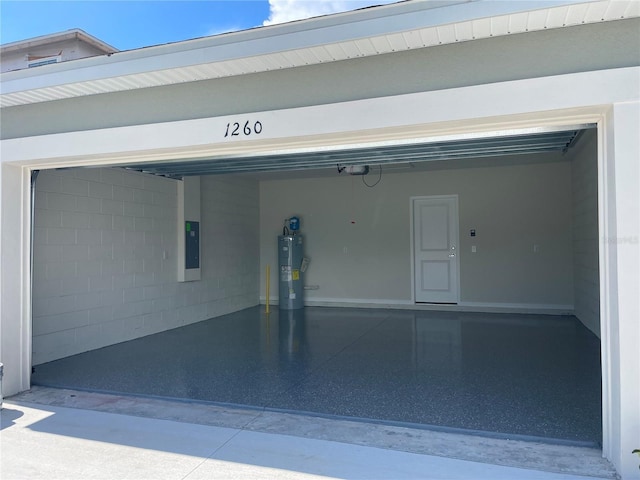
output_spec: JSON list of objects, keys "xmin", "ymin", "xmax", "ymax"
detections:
[{"xmin": 1, "ymin": 0, "xmax": 637, "ymax": 108}]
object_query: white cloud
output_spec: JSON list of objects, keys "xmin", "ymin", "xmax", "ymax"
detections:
[{"xmin": 263, "ymin": 0, "xmax": 398, "ymax": 26}]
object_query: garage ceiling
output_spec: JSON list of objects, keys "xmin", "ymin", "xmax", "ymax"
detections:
[{"xmin": 120, "ymin": 124, "xmax": 594, "ymax": 179}]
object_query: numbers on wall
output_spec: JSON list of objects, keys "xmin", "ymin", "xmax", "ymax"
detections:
[{"xmin": 224, "ymin": 120, "xmax": 263, "ymax": 138}]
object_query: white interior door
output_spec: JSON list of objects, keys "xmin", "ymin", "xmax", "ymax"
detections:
[{"xmin": 413, "ymin": 196, "xmax": 459, "ymax": 303}]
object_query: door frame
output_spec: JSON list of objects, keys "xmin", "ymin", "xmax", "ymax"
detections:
[{"xmin": 410, "ymin": 194, "xmax": 461, "ymax": 305}]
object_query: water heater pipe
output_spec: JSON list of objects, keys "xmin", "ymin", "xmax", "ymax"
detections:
[{"xmin": 265, "ymin": 264, "xmax": 271, "ymax": 314}]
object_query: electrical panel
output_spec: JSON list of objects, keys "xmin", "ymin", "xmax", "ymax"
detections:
[{"xmin": 185, "ymin": 221, "xmax": 200, "ymax": 269}]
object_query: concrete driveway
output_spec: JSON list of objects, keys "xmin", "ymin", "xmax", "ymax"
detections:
[{"xmin": 0, "ymin": 387, "xmax": 616, "ymax": 480}]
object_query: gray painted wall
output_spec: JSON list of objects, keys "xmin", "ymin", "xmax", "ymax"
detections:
[
  {"xmin": 32, "ymin": 168, "xmax": 259, "ymax": 364},
  {"xmin": 259, "ymin": 156, "xmax": 574, "ymax": 307},
  {"xmin": 569, "ymin": 130, "xmax": 600, "ymax": 336},
  {"xmin": 2, "ymin": 19, "xmax": 638, "ymax": 140}
]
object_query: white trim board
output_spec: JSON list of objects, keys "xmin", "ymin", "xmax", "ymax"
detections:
[{"xmin": 2, "ymin": 68, "xmax": 638, "ymax": 168}]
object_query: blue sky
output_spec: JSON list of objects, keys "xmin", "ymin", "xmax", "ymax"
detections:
[{"xmin": 0, "ymin": 1, "xmax": 397, "ymax": 51}]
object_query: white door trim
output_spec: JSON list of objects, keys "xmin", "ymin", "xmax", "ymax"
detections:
[{"xmin": 411, "ymin": 195, "xmax": 460, "ymax": 304}]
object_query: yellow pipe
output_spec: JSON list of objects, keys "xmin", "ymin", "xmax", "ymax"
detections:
[{"xmin": 265, "ymin": 264, "xmax": 270, "ymax": 314}]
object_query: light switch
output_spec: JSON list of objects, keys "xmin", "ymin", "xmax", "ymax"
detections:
[
  {"xmin": 533, "ymin": 244, "xmax": 540, "ymax": 253},
  {"xmin": 471, "ymin": 245, "xmax": 477, "ymax": 253}
]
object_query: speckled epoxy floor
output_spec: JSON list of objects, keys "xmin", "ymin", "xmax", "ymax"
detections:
[{"xmin": 32, "ymin": 307, "xmax": 602, "ymax": 445}]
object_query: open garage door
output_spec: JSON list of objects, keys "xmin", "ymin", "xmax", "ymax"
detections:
[
  {"xmin": 30, "ymin": 123, "xmax": 602, "ymax": 448},
  {"xmin": 118, "ymin": 125, "xmax": 590, "ymax": 177}
]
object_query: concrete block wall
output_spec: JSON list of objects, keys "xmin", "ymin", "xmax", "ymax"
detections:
[
  {"xmin": 570, "ymin": 130, "xmax": 600, "ymax": 336},
  {"xmin": 199, "ymin": 175, "xmax": 260, "ymax": 318},
  {"xmin": 32, "ymin": 168, "xmax": 259, "ymax": 365}
]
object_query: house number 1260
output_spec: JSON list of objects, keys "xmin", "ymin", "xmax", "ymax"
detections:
[{"xmin": 224, "ymin": 120, "xmax": 263, "ymax": 138}]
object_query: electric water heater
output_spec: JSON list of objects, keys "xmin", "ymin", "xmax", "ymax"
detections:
[{"xmin": 278, "ymin": 234, "xmax": 304, "ymax": 310}]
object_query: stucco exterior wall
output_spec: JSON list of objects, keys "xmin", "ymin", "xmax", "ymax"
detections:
[{"xmin": 1, "ymin": 19, "xmax": 638, "ymax": 140}]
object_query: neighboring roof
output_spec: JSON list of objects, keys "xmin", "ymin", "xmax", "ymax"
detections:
[
  {"xmin": 0, "ymin": 28, "xmax": 118, "ymax": 55},
  {"xmin": 0, "ymin": 0, "xmax": 638, "ymax": 108}
]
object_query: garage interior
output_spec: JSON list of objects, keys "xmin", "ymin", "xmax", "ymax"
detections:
[{"xmin": 30, "ymin": 125, "xmax": 602, "ymax": 446}]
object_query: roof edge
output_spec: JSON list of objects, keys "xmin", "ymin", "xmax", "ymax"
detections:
[
  {"xmin": 0, "ymin": 28, "xmax": 119, "ymax": 54},
  {"xmin": 1, "ymin": 0, "xmax": 637, "ymax": 108}
]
